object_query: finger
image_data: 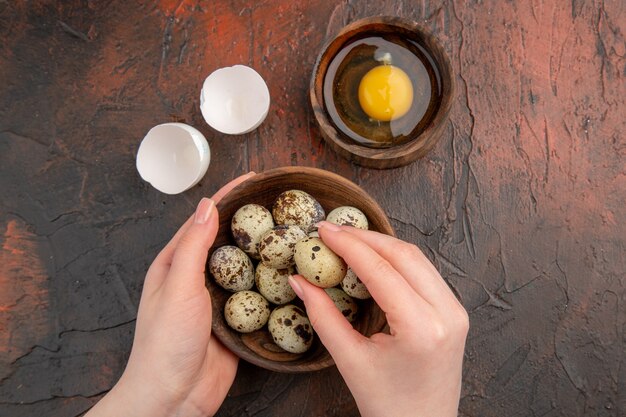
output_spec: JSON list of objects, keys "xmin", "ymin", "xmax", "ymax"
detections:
[
  {"xmin": 144, "ymin": 172, "xmax": 254, "ymax": 297},
  {"xmin": 157, "ymin": 172, "xmax": 255, "ymax": 265},
  {"xmin": 316, "ymin": 222, "xmax": 430, "ymax": 326},
  {"xmin": 154, "ymin": 172, "xmax": 256, "ymax": 269},
  {"xmin": 163, "ymin": 198, "xmax": 219, "ymax": 297},
  {"xmin": 211, "ymin": 171, "xmax": 256, "ymax": 204},
  {"xmin": 337, "ymin": 226, "xmax": 460, "ymax": 310},
  {"xmin": 289, "ymin": 275, "xmax": 366, "ymax": 364}
]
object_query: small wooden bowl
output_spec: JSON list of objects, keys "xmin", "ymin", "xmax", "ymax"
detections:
[
  {"xmin": 310, "ymin": 16, "xmax": 455, "ymax": 169},
  {"xmin": 206, "ymin": 167, "xmax": 394, "ymax": 372}
]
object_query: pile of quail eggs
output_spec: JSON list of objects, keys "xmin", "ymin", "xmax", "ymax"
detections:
[{"xmin": 209, "ymin": 189, "xmax": 372, "ymax": 354}]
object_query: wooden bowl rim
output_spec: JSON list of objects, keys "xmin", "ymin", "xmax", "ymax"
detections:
[
  {"xmin": 206, "ymin": 166, "xmax": 394, "ymax": 372},
  {"xmin": 309, "ymin": 16, "xmax": 455, "ymax": 168}
]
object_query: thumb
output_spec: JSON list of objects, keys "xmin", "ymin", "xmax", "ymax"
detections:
[
  {"xmin": 164, "ymin": 198, "xmax": 218, "ymax": 296},
  {"xmin": 289, "ymin": 274, "xmax": 365, "ymax": 364}
]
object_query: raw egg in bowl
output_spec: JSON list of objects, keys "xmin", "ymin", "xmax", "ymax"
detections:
[{"xmin": 310, "ymin": 17, "xmax": 454, "ymax": 169}]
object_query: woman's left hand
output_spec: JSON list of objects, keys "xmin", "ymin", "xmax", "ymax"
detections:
[{"xmin": 87, "ymin": 172, "xmax": 255, "ymax": 417}]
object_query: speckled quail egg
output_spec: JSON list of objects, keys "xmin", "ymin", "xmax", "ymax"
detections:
[
  {"xmin": 268, "ymin": 305, "xmax": 314, "ymax": 353},
  {"xmin": 255, "ymin": 263, "xmax": 297, "ymax": 305},
  {"xmin": 324, "ymin": 288, "xmax": 358, "ymax": 322},
  {"xmin": 341, "ymin": 267, "xmax": 371, "ymax": 299},
  {"xmin": 209, "ymin": 245, "xmax": 255, "ymax": 292},
  {"xmin": 231, "ymin": 204, "xmax": 274, "ymax": 259},
  {"xmin": 294, "ymin": 237, "xmax": 347, "ymax": 288},
  {"xmin": 272, "ymin": 190, "xmax": 325, "ymax": 232},
  {"xmin": 258, "ymin": 225, "xmax": 307, "ymax": 269},
  {"xmin": 224, "ymin": 290, "xmax": 270, "ymax": 333},
  {"xmin": 326, "ymin": 206, "xmax": 369, "ymax": 230},
  {"xmin": 308, "ymin": 230, "xmax": 319, "ymax": 238}
]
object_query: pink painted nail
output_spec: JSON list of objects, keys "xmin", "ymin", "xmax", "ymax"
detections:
[
  {"xmin": 316, "ymin": 221, "xmax": 341, "ymax": 232},
  {"xmin": 194, "ymin": 198, "xmax": 215, "ymax": 224},
  {"xmin": 288, "ymin": 276, "xmax": 305, "ymax": 300}
]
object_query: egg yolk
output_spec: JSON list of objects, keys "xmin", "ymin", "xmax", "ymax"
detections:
[{"xmin": 358, "ymin": 65, "xmax": 413, "ymax": 122}]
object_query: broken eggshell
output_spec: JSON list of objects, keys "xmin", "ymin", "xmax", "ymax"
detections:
[
  {"xmin": 200, "ymin": 65, "xmax": 270, "ymax": 135},
  {"xmin": 136, "ymin": 122, "xmax": 210, "ymax": 195}
]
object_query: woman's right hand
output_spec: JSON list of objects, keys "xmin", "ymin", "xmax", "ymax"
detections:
[{"xmin": 289, "ymin": 221, "xmax": 469, "ymax": 417}]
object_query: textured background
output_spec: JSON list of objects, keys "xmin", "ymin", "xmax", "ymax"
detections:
[{"xmin": 1, "ymin": 1, "xmax": 624, "ymax": 416}]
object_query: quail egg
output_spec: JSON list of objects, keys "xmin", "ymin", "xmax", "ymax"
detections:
[
  {"xmin": 258, "ymin": 225, "xmax": 307, "ymax": 269},
  {"xmin": 255, "ymin": 263, "xmax": 297, "ymax": 305},
  {"xmin": 294, "ymin": 237, "xmax": 347, "ymax": 288},
  {"xmin": 224, "ymin": 290, "xmax": 270, "ymax": 333},
  {"xmin": 231, "ymin": 204, "xmax": 275, "ymax": 259},
  {"xmin": 209, "ymin": 245, "xmax": 255, "ymax": 292},
  {"xmin": 326, "ymin": 206, "xmax": 369, "ymax": 230},
  {"xmin": 324, "ymin": 288, "xmax": 358, "ymax": 322},
  {"xmin": 268, "ymin": 304, "xmax": 314, "ymax": 353},
  {"xmin": 272, "ymin": 190, "xmax": 325, "ymax": 232},
  {"xmin": 341, "ymin": 267, "xmax": 371, "ymax": 299}
]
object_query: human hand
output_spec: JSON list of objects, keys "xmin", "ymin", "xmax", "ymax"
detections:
[
  {"xmin": 87, "ymin": 172, "xmax": 255, "ymax": 417},
  {"xmin": 289, "ymin": 221, "xmax": 469, "ymax": 417}
]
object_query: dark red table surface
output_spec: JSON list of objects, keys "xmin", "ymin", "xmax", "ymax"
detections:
[{"xmin": 1, "ymin": 1, "xmax": 624, "ymax": 416}]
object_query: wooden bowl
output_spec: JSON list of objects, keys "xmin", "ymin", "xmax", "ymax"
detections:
[
  {"xmin": 206, "ymin": 167, "xmax": 394, "ymax": 372},
  {"xmin": 310, "ymin": 16, "xmax": 455, "ymax": 169}
]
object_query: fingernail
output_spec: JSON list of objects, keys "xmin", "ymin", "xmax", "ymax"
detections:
[
  {"xmin": 288, "ymin": 276, "xmax": 305, "ymax": 300},
  {"xmin": 317, "ymin": 221, "xmax": 341, "ymax": 232},
  {"xmin": 194, "ymin": 198, "xmax": 215, "ymax": 224}
]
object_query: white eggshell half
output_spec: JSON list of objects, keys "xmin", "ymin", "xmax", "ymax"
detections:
[
  {"xmin": 200, "ymin": 65, "xmax": 270, "ymax": 135},
  {"xmin": 136, "ymin": 123, "xmax": 210, "ymax": 195}
]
